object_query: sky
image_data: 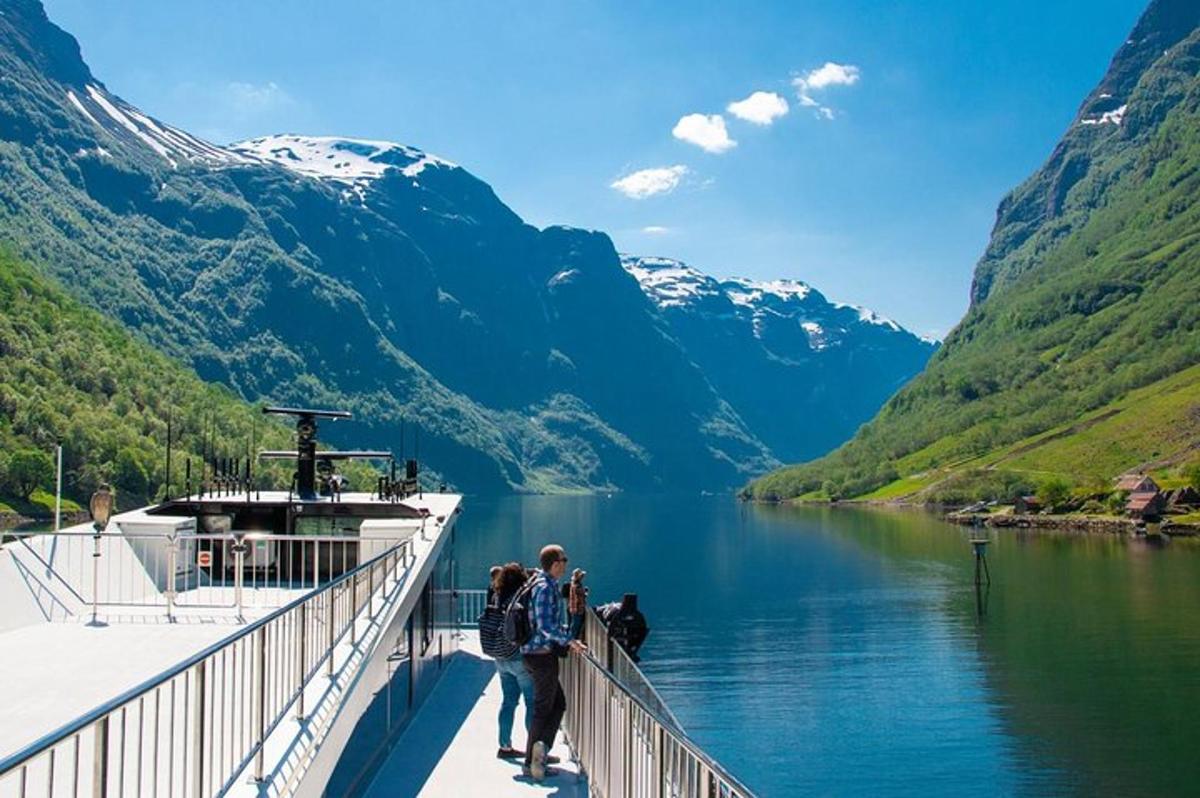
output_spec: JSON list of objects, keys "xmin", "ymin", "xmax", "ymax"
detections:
[{"xmin": 43, "ymin": 0, "xmax": 1148, "ymax": 340}]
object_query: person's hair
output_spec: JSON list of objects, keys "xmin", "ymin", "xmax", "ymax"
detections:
[
  {"xmin": 496, "ymin": 562, "xmax": 527, "ymax": 604},
  {"xmin": 489, "ymin": 565, "xmax": 503, "ymax": 591},
  {"xmin": 539, "ymin": 544, "xmax": 565, "ymax": 571}
]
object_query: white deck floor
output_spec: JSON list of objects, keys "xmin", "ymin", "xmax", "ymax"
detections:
[
  {"xmin": 0, "ymin": 619, "xmax": 243, "ymax": 755},
  {"xmin": 365, "ymin": 632, "xmax": 588, "ymax": 798}
]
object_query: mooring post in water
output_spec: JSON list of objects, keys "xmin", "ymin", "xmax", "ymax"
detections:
[{"xmin": 970, "ymin": 538, "xmax": 991, "ymax": 586}]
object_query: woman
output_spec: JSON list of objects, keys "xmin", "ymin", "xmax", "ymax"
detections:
[{"xmin": 491, "ymin": 562, "xmax": 536, "ymax": 759}]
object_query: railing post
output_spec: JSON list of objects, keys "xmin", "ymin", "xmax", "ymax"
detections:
[
  {"xmin": 165, "ymin": 536, "xmax": 177, "ymax": 621},
  {"xmin": 234, "ymin": 541, "xmax": 245, "ymax": 621},
  {"xmin": 312, "ymin": 540, "xmax": 320, "ymax": 591},
  {"xmin": 624, "ymin": 694, "xmax": 633, "ymax": 798},
  {"xmin": 350, "ymin": 572, "xmax": 359, "ymax": 646},
  {"xmin": 93, "ymin": 715, "xmax": 109, "ymax": 798},
  {"xmin": 253, "ymin": 626, "xmax": 266, "ymax": 782},
  {"xmin": 88, "ymin": 530, "xmax": 102, "ymax": 626},
  {"xmin": 295, "ymin": 603, "xmax": 307, "ymax": 721},
  {"xmin": 326, "ymin": 587, "xmax": 336, "ymax": 678},
  {"xmin": 191, "ymin": 661, "xmax": 206, "ymax": 798},
  {"xmin": 368, "ymin": 565, "xmax": 375, "ymax": 619},
  {"xmin": 654, "ymin": 724, "xmax": 664, "ymax": 798}
]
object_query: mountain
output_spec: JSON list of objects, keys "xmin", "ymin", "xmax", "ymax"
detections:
[
  {"xmin": 750, "ymin": 0, "xmax": 1200, "ymax": 502},
  {"xmin": 0, "ymin": 0, "xmax": 932, "ymax": 494},
  {"xmin": 620, "ymin": 256, "xmax": 935, "ymax": 463}
]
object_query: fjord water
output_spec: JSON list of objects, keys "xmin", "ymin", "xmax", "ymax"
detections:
[{"xmin": 455, "ymin": 495, "xmax": 1200, "ymax": 797}]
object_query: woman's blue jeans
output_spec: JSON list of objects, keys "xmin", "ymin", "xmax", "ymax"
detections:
[{"xmin": 495, "ymin": 655, "xmax": 535, "ymax": 748}]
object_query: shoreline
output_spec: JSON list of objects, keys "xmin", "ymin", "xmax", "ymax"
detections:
[{"xmin": 749, "ymin": 497, "xmax": 1200, "ymax": 537}]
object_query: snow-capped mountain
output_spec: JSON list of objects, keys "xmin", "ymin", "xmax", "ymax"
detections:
[
  {"xmin": 621, "ymin": 255, "xmax": 917, "ymax": 355},
  {"xmin": 621, "ymin": 255, "xmax": 936, "ymax": 461}
]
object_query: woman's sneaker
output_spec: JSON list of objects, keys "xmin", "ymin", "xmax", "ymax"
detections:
[
  {"xmin": 530, "ymin": 741, "xmax": 547, "ymax": 780},
  {"xmin": 496, "ymin": 746, "xmax": 522, "ymax": 759}
]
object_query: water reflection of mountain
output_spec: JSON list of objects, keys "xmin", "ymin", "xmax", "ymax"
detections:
[{"xmin": 768, "ymin": 505, "xmax": 1200, "ymax": 796}]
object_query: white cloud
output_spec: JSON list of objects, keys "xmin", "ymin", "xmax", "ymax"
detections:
[
  {"xmin": 792, "ymin": 62, "xmax": 860, "ymax": 121},
  {"xmin": 672, "ymin": 113, "xmax": 736, "ymax": 153},
  {"xmin": 610, "ymin": 166, "xmax": 689, "ymax": 199},
  {"xmin": 799, "ymin": 62, "xmax": 860, "ymax": 90},
  {"xmin": 726, "ymin": 91, "xmax": 789, "ymax": 125},
  {"xmin": 641, "ymin": 225, "xmax": 670, "ymax": 234}
]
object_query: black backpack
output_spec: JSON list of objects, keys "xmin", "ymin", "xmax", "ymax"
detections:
[
  {"xmin": 503, "ymin": 578, "xmax": 538, "ymax": 649},
  {"xmin": 478, "ymin": 591, "xmax": 520, "ymax": 659}
]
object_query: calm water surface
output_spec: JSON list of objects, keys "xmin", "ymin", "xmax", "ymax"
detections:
[{"xmin": 454, "ymin": 495, "xmax": 1200, "ymax": 797}]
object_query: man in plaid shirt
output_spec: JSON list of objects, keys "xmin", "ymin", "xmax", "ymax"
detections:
[{"xmin": 522, "ymin": 544, "xmax": 587, "ymax": 780}]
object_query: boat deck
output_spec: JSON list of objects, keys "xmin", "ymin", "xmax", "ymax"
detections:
[
  {"xmin": 0, "ymin": 561, "xmax": 300, "ymax": 758},
  {"xmin": 364, "ymin": 631, "xmax": 588, "ymax": 798}
]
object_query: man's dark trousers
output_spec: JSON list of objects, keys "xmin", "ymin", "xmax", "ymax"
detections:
[{"xmin": 523, "ymin": 652, "xmax": 566, "ymax": 766}]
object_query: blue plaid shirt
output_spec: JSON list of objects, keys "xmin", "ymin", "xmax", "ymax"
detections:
[{"xmin": 522, "ymin": 570, "xmax": 571, "ymax": 653}]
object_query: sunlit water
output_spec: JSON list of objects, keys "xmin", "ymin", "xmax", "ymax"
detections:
[{"xmin": 454, "ymin": 495, "xmax": 1200, "ymax": 797}]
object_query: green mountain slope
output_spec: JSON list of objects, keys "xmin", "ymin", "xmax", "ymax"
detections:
[
  {"xmin": 0, "ymin": 250, "xmax": 296, "ymax": 512},
  {"xmin": 749, "ymin": 0, "xmax": 1200, "ymax": 502}
]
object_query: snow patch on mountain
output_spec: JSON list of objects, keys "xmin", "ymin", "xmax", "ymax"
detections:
[
  {"xmin": 725, "ymin": 277, "xmax": 812, "ymax": 305},
  {"xmin": 227, "ymin": 135, "xmax": 455, "ymax": 187},
  {"xmin": 620, "ymin": 256, "xmax": 720, "ymax": 308},
  {"xmin": 1081, "ymin": 103, "xmax": 1127, "ymax": 126},
  {"xmin": 65, "ymin": 84, "xmax": 259, "ymax": 168},
  {"xmin": 833, "ymin": 302, "xmax": 902, "ymax": 331},
  {"xmin": 621, "ymin": 254, "xmax": 912, "ymax": 350}
]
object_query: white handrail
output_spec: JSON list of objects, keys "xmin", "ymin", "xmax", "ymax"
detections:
[
  {"xmin": 12, "ymin": 531, "xmax": 384, "ymax": 619},
  {"xmin": 0, "ymin": 539, "xmax": 415, "ymax": 798}
]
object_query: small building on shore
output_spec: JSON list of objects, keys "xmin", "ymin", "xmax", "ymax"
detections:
[
  {"xmin": 1115, "ymin": 473, "xmax": 1159, "ymax": 493},
  {"xmin": 1165, "ymin": 486, "xmax": 1200, "ymax": 510},
  {"xmin": 1126, "ymin": 490, "xmax": 1165, "ymax": 520},
  {"xmin": 1014, "ymin": 495, "xmax": 1042, "ymax": 514}
]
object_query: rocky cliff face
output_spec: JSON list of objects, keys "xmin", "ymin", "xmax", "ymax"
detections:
[
  {"xmin": 970, "ymin": 0, "xmax": 1200, "ymax": 306},
  {"xmin": 0, "ymin": 0, "xmax": 933, "ymax": 492}
]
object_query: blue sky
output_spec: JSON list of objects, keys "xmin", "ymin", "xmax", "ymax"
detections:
[{"xmin": 44, "ymin": 0, "xmax": 1147, "ymax": 339}]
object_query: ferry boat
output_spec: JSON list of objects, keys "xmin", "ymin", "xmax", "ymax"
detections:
[{"xmin": 0, "ymin": 406, "xmax": 754, "ymax": 797}]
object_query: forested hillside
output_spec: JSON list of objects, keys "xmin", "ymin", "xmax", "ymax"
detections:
[{"xmin": 0, "ymin": 251, "xmax": 294, "ymax": 513}]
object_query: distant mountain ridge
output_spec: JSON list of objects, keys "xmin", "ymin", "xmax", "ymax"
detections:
[
  {"xmin": 0, "ymin": 0, "xmax": 933, "ymax": 492},
  {"xmin": 622, "ymin": 256, "xmax": 935, "ymax": 462},
  {"xmin": 751, "ymin": 0, "xmax": 1200, "ymax": 501}
]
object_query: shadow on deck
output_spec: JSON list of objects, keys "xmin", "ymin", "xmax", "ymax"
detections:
[{"xmin": 364, "ymin": 634, "xmax": 587, "ymax": 797}]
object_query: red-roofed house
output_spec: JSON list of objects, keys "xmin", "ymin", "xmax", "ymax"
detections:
[
  {"xmin": 1115, "ymin": 474, "xmax": 1159, "ymax": 493},
  {"xmin": 1126, "ymin": 491, "xmax": 1164, "ymax": 520}
]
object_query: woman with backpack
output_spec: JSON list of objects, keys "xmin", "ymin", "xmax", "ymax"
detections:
[{"xmin": 481, "ymin": 562, "xmax": 537, "ymax": 759}]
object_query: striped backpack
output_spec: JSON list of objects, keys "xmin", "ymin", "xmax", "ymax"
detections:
[{"xmin": 478, "ymin": 590, "xmax": 521, "ymax": 659}]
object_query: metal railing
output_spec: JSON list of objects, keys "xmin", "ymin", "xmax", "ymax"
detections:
[
  {"xmin": 581, "ymin": 609, "xmax": 683, "ymax": 733},
  {"xmin": 454, "ymin": 587, "xmax": 490, "ymax": 626},
  {"xmin": 562, "ymin": 642, "xmax": 755, "ymax": 798},
  {"xmin": 11, "ymin": 531, "xmax": 383, "ymax": 620},
  {"xmin": 456, "ymin": 589, "xmax": 752, "ymax": 797},
  {"xmin": 0, "ymin": 538, "xmax": 414, "ymax": 798}
]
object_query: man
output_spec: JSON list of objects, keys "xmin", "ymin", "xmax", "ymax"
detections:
[{"xmin": 522, "ymin": 543, "xmax": 587, "ymax": 780}]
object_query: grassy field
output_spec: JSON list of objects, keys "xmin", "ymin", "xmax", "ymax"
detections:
[{"xmin": 852, "ymin": 363, "xmax": 1200, "ymax": 502}]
